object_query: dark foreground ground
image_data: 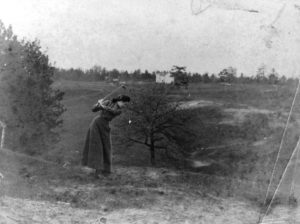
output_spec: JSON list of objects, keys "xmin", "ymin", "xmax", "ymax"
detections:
[{"xmin": 0, "ymin": 147, "xmax": 262, "ymax": 224}]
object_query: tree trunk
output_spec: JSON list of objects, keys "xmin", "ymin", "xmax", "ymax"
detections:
[{"xmin": 150, "ymin": 141, "xmax": 155, "ymax": 166}]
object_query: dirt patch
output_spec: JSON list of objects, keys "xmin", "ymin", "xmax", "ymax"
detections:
[
  {"xmin": 0, "ymin": 192, "xmax": 260, "ymax": 224},
  {"xmin": 0, "ymin": 149, "xmax": 263, "ymax": 224},
  {"xmin": 259, "ymin": 205, "xmax": 300, "ymax": 224},
  {"xmin": 221, "ymin": 107, "xmax": 275, "ymax": 125},
  {"xmin": 179, "ymin": 100, "xmax": 222, "ymax": 109},
  {"xmin": 2, "ymin": 146, "xmax": 300, "ymax": 223},
  {"xmin": 0, "ymin": 196, "xmax": 103, "ymax": 223},
  {"xmin": 180, "ymin": 99, "xmax": 282, "ymax": 126}
]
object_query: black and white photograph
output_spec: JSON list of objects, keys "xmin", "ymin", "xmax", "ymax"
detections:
[{"xmin": 0, "ymin": 0, "xmax": 300, "ymax": 223}]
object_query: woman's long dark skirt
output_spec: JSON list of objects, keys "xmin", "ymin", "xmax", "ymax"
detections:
[{"xmin": 81, "ymin": 115, "xmax": 112, "ymax": 173}]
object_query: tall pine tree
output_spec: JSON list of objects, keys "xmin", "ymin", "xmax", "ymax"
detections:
[{"xmin": 0, "ymin": 21, "xmax": 65, "ymax": 154}]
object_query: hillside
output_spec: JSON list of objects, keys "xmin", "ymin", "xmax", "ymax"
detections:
[
  {"xmin": 1, "ymin": 80, "xmax": 300, "ymax": 223},
  {"xmin": 0, "ymin": 147, "xmax": 261, "ymax": 224}
]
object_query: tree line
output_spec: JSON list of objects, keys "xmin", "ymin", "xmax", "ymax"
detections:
[
  {"xmin": 54, "ymin": 66, "xmax": 156, "ymax": 82},
  {"xmin": 55, "ymin": 65, "xmax": 297, "ymax": 85}
]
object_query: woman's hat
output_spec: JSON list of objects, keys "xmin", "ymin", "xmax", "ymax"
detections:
[{"xmin": 113, "ymin": 95, "xmax": 130, "ymax": 103}]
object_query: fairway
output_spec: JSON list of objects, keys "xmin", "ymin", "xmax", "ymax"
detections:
[{"xmin": 1, "ymin": 79, "xmax": 300, "ymax": 223}]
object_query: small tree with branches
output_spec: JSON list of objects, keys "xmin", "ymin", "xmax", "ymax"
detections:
[{"xmin": 118, "ymin": 84, "xmax": 196, "ymax": 165}]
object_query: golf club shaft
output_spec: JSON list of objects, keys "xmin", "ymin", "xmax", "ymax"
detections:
[{"xmin": 102, "ymin": 85, "xmax": 125, "ymax": 101}]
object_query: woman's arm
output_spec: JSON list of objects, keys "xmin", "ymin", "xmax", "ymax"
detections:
[
  {"xmin": 100, "ymin": 100, "xmax": 122, "ymax": 115},
  {"xmin": 92, "ymin": 99, "xmax": 122, "ymax": 115}
]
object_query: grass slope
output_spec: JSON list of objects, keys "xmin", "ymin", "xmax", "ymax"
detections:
[{"xmin": 1, "ymin": 80, "xmax": 300, "ymax": 223}]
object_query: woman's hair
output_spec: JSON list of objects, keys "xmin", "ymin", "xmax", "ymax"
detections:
[{"xmin": 112, "ymin": 95, "xmax": 131, "ymax": 103}]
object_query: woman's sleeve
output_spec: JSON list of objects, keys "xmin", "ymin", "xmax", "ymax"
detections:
[
  {"xmin": 91, "ymin": 99, "xmax": 107, "ymax": 112},
  {"xmin": 91, "ymin": 102, "xmax": 101, "ymax": 112},
  {"xmin": 99, "ymin": 100, "xmax": 122, "ymax": 115}
]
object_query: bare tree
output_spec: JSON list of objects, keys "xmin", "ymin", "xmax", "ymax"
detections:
[{"xmin": 117, "ymin": 84, "xmax": 196, "ymax": 165}]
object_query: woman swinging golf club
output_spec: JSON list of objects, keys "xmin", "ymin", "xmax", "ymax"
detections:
[{"xmin": 81, "ymin": 88, "xmax": 130, "ymax": 178}]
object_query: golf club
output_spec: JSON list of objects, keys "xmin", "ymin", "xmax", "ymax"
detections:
[
  {"xmin": 92, "ymin": 85, "xmax": 127, "ymax": 112},
  {"xmin": 101, "ymin": 84, "xmax": 126, "ymax": 101}
]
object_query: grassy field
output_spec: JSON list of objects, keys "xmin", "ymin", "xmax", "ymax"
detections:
[
  {"xmin": 49, "ymin": 80, "xmax": 300, "ymax": 186},
  {"xmin": 48, "ymin": 81, "xmax": 300, "ymax": 202},
  {"xmin": 1, "ymin": 80, "xmax": 300, "ymax": 223},
  {"xmin": 50, "ymin": 81, "xmax": 300, "ymax": 170}
]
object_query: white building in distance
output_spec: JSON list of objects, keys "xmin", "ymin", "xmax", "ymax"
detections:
[{"xmin": 155, "ymin": 72, "xmax": 174, "ymax": 84}]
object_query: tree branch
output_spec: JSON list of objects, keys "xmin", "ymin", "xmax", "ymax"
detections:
[
  {"xmin": 126, "ymin": 136, "xmax": 150, "ymax": 147},
  {"xmin": 155, "ymin": 145, "xmax": 167, "ymax": 149}
]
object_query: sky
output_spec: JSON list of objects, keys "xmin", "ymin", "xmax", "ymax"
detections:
[{"xmin": 0, "ymin": 0, "xmax": 299, "ymax": 76}]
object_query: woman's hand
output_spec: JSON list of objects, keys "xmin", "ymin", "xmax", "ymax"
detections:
[
  {"xmin": 98, "ymin": 99, "xmax": 104, "ymax": 105},
  {"xmin": 92, "ymin": 99, "xmax": 105, "ymax": 112}
]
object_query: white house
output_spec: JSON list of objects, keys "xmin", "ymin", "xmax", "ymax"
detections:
[{"xmin": 155, "ymin": 72, "xmax": 174, "ymax": 84}]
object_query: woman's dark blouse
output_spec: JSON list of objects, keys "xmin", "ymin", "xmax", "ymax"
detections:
[{"xmin": 92, "ymin": 100, "xmax": 122, "ymax": 121}]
